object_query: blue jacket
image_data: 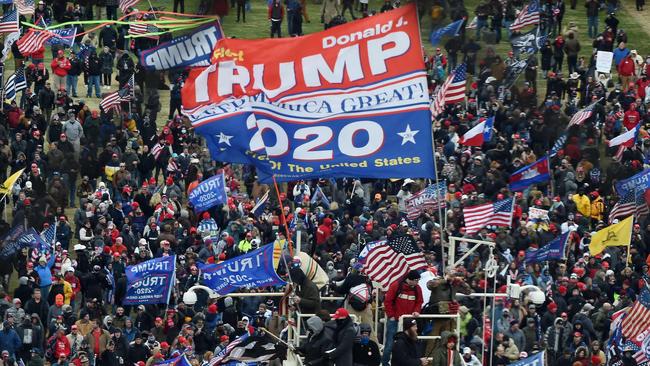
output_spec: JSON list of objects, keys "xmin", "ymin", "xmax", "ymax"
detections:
[
  {"xmin": 0, "ymin": 327, "xmax": 22, "ymax": 357},
  {"xmin": 613, "ymin": 47, "xmax": 630, "ymax": 66},
  {"xmin": 34, "ymin": 253, "xmax": 56, "ymax": 287}
]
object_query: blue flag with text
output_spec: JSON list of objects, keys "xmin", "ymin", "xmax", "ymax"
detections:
[
  {"xmin": 199, "ymin": 243, "xmax": 284, "ymax": 295},
  {"xmin": 123, "ymin": 255, "xmax": 176, "ymax": 305},
  {"xmin": 188, "ymin": 173, "xmax": 227, "ymax": 212}
]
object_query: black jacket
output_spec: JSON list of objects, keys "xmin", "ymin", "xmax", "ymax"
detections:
[
  {"xmin": 391, "ymin": 332, "xmax": 421, "ymax": 366},
  {"xmin": 325, "ymin": 318, "xmax": 355, "ymax": 366}
]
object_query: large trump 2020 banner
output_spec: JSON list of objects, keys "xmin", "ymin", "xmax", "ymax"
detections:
[
  {"xmin": 181, "ymin": 5, "xmax": 435, "ymax": 182},
  {"xmin": 123, "ymin": 255, "xmax": 176, "ymax": 305}
]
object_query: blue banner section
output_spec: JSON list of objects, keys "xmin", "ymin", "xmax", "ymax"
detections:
[
  {"xmin": 525, "ymin": 233, "xmax": 568, "ymax": 263},
  {"xmin": 46, "ymin": 28, "xmax": 76, "ymax": 47},
  {"xmin": 124, "ymin": 255, "xmax": 176, "ymax": 305},
  {"xmin": 199, "ymin": 243, "xmax": 285, "ymax": 295},
  {"xmin": 616, "ymin": 169, "xmax": 650, "ymax": 197},
  {"xmin": 188, "ymin": 173, "xmax": 227, "ymax": 212},
  {"xmin": 191, "ymin": 91, "xmax": 436, "ymax": 183},
  {"xmin": 0, "ymin": 225, "xmax": 48, "ymax": 259},
  {"xmin": 508, "ymin": 351, "xmax": 544, "ymax": 366},
  {"xmin": 140, "ymin": 21, "xmax": 223, "ymax": 70}
]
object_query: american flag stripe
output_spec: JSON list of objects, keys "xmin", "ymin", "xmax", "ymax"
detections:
[
  {"xmin": 129, "ymin": 23, "xmax": 161, "ymax": 39},
  {"xmin": 15, "ymin": 0, "xmax": 35, "ymax": 15},
  {"xmin": 463, "ymin": 198, "xmax": 514, "ymax": 235},
  {"xmin": 510, "ymin": 1, "xmax": 540, "ymax": 30},
  {"xmin": 361, "ymin": 235, "xmax": 428, "ymax": 290},
  {"xmin": 208, "ymin": 334, "xmax": 249, "ymax": 366},
  {"xmin": 609, "ymin": 190, "xmax": 649, "ymax": 223},
  {"xmin": 17, "ymin": 29, "xmax": 53, "ymax": 55},
  {"xmin": 431, "ymin": 64, "xmax": 466, "ymax": 118},
  {"xmin": 406, "ymin": 182, "xmax": 447, "ymax": 220},
  {"xmin": 0, "ymin": 10, "xmax": 19, "ymax": 33},
  {"xmin": 622, "ymin": 287, "xmax": 650, "ymax": 339},
  {"xmin": 568, "ymin": 100, "xmax": 598, "ymax": 127},
  {"xmin": 119, "ymin": 0, "xmax": 140, "ymax": 13},
  {"xmin": 622, "ymin": 301, "xmax": 650, "ymax": 339},
  {"xmin": 151, "ymin": 143, "xmax": 163, "ymax": 159}
]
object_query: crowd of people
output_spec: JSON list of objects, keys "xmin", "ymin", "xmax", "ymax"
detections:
[{"xmin": 1, "ymin": 0, "xmax": 650, "ymax": 365}]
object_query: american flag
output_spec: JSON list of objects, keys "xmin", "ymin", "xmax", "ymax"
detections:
[
  {"xmin": 622, "ymin": 286, "xmax": 650, "ymax": 339},
  {"xmin": 0, "ymin": 10, "xmax": 19, "ymax": 33},
  {"xmin": 119, "ymin": 0, "xmax": 140, "ymax": 13},
  {"xmin": 359, "ymin": 235, "xmax": 428, "ymax": 290},
  {"xmin": 15, "ymin": 0, "xmax": 35, "ymax": 15},
  {"xmin": 609, "ymin": 189, "xmax": 649, "ymax": 223},
  {"xmin": 430, "ymin": 64, "xmax": 467, "ymax": 118},
  {"xmin": 150, "ymin": 142, "xmax": 164, "ymax": 160},
  {"xmin": 463, "ymin": 197, "xmax": 514, "ymax": 235},
  {"xmin": 3, "ymin": 68, "xmax": 27, "ymax": 101},
  {"xmin": 509, "ymin": 0, "xmax": 540, "ymax": 30},
  {"xmin": 128, "ymin": 23, "xmax": 161, "ymax": 39},
  {"xmin": 100, "ymin": 82, "xmax": 133, "ymax": 112},
  {"xmin": 16, "ymin": 28, "xmax": 53, "ymax": 55},
  {"xmin": 568, "ymin": 100, "xmax": 599, "ymax": 128},
  {"xmin": 406, "ymin": 181, "xmax": 447, "ymax": 220},
  {"xmin": 207, "ymin": 334, "xmax": 249, "ymax": 366}
]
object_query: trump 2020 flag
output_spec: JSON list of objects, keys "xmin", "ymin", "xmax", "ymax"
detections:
[
  {"xmin": 188, "ymin": 173, "xmax": 227, "ymax": 212},
  {"xmin": 458, "ymin": 117, "xmax": 493, "ymax": 146},
  {"xmin": 430, "ymin": 18, "xmax": 464, "ymax": 46},
  {"xmin": 525, "ymin": 232, "xmax": 569, "ymax": 264},
  {"xmin": 123, "ymin": 255, "xmax": 176, "ymax": 305},
  {"xmin": 199, "ymin": 242, "xmax": 284, "ymax": 295},
  {"xmin": 509, "ymin": 156, "xmax": 550, "ymax": 191}
]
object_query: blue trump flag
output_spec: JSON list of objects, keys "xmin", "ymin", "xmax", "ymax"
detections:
[
  {"xmin": 140, "ymin": 21, "xmax": 223, "ymax": 70},
  {"xmin": 616, "ymin": 169, "xmax": 650, "ymax": 197},
  {"xmin": 252, "ymin": 191, "xmax": 269, "ymax": 217},
  {"xmin": 123, "ymin": 255, "xmax": 176, "ymax": 305},
  {"xmin": 509, "ymin": 351, "xmax": 545, "ymax": 366},
  {"xmin": 0, "ymin": 225, "xmax": 49, "ymax": 259},
  {"xmin": 199, "ymin": 243, "xmax": 285, "ymax": 295},
  {"xmin": 509, "ymin": 156, "xmax": 550, "ymax": 192},
  {"xmin": 525, "ymin": 232, "xmax": 569, "ymax": 264},
  {"xmin": 46, "ymin": 27, "xmax": 77, "ymax": 47},
  {"xmin": 188, "ymin": 173, "xmax": 227, "ymax": 212},
  {"xmin": 430, "ymin": 18, "xmax": 464, "ymax": 46}
]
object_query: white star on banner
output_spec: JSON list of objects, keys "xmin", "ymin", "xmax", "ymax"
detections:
[
  {"xmin": 397, "ymin": 124, "xmax": 419, "ymax": 145},
  {"xmin": 217, "ymin": 132, "xmax": 233, "ymax": 146}
]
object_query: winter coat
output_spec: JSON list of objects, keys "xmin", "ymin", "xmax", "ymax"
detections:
[
  {"xmin": 431, "ymin": 332, "xmax": 462, "ymax": 366},
  {"xmin": 326, "ymin": 318, "xmax": 356, "ymax": 366},
  {"xmin": 298, "ymin": 317, "xmax": 335, "ymax": 365},
  {"xmin": 391, "ymin": 332, "xmax": 421, "ymax": 366},
  {"xmin": 385, "ymin": 280, "xmax": 423, "ymax": 319}
]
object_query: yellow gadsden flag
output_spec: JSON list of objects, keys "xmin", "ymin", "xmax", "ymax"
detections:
[
  {"xmin": 589, "ymin": 215, "xmax": 634, "ymax": 255},
  {"xmin": 0, "ymin": 168, "xmax": 24, "ymax": 195}
]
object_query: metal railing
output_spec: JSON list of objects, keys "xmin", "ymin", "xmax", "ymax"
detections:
[{"xmin": 397, "ymin": 313, "xmax": 461, "ymax": 341}]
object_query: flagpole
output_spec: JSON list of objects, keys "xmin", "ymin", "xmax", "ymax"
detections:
[
  {"xmin": 271, "ymin": 175, "xmax": 293, "ymax": 257},
  {"xmin": 431, "ymin": 125, "xmax": 446, "ymax": 274}
]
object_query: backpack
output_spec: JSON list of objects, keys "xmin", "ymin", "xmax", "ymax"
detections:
[{"xmin": 348, "ymin": 283, "xmax": 371, "ymax": 311}]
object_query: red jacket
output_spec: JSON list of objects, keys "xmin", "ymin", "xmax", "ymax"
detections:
[
  {"xmin": 316, "ymin": 218, "xmax": 333, "ymax": 246},
  {"xmin": 53, "ymin": 334, "xmax": 71, "ymax": 358},
  {"xmin": 51, "ymin": 57, "xmax": 71, "ymax": 77},
  {"xmin": 624, "ymin": 109, "xmax": 641, "ymax": 130},
  {"xmin": 618, "ymin": 57, "xmax": 636, "ymax": 77},
  {"xmin": 384, "ymin": 280, "xmax": 423, "ymax": 319}
]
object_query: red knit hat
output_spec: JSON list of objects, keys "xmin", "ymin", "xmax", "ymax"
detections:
[{"xmin": 208, "ymin": 304, "xmax": 218, "ymax": 314}]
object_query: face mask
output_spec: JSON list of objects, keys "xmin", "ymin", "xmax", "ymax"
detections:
[{"xmin": 360, "ymin": 335, "xmax": 369, "ymax": 345}]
